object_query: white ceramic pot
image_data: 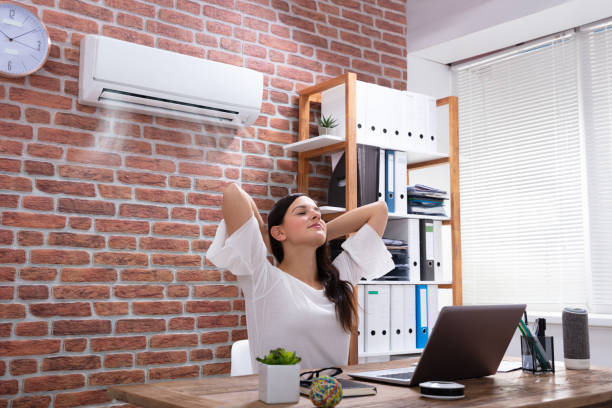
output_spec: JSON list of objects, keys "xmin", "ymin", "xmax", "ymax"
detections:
[
  {"xmin": 258, "ymin": 362, "xmax": 301, "ymax": 404},
  {"xmin": 318, "ymin": 126, "xmax": 336, "ymax": 136}
]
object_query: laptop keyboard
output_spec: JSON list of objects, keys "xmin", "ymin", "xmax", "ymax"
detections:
[{"xmin": 379, "ymin": 372, "xmax": 413, "ymax": 380}]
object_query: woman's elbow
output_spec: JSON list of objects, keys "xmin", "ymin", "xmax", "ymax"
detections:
[{"xmin": 376, "ymin": 200, "xmax": 388, "ymax": 218}]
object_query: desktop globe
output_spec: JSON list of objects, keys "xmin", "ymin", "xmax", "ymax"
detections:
[{"xmin": 309, "ymin": 376, "xmax": 343, "ymax": 408}]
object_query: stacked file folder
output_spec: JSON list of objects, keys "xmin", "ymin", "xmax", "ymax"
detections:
[{"xmin": 406, "ymin": 184, "xmax": 448, "ymax": 216}]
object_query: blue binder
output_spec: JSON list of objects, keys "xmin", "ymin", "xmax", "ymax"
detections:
[
  {"xmin": 384, "ymin": 150, "xmax": 395, "ymax": 213},
  {"xmin": 415, "ymin": 284, "xmax": 429, "ymax": 349}
]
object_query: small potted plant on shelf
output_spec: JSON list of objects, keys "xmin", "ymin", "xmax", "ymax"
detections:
[
  {"xmin": 318, "ymin": 114, "xmax": 339, "ymax": 136},
  {"xmin": 257, "ymin": 348, "xmax": 302, "ymax": 404}
]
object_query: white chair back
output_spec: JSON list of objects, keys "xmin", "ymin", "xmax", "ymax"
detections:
[{"xmin": 230, "ymin": 339, "xmax": 255, "ymax": 376}]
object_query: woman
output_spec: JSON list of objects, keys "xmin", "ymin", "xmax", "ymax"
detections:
[{"xmin": 207, "ymin": 183, "xmax": 394, "ymax": 369}]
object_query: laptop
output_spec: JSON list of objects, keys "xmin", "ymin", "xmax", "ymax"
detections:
[{"xmin": 349, "ymin": 304, "xmax": 526, "ymax": 386}]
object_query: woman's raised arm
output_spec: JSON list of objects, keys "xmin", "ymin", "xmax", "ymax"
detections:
[
  {"xmin": 325, "ymin": 200, "xmax": 388, "ymax": 242},
  {"xmin": 222, "ymin": 183, "xmax": 271, "ymax": 251}
]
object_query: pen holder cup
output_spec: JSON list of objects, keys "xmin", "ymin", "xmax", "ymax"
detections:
[{"xmin": 521, "ymin": 335, "xmax": 555, "ymax": 373}]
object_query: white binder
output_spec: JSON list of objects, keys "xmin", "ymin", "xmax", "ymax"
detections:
[
  {"xmin": 407, "ymin": 218, "xmax": 420, "ymax": 281},
  {"xmin": 389, "ymin": 88, "xmax": 404, "ymax": 151},
  {"xmin": 405, "ymin": 284, "xmax": 416, "ymax": 350},
  {"xmin": 427, "ymin": 284, "xmax": 439, "ymax": 334},
  {"xmin": 378, "ymin": 149, "xmax": 385, "ymax": 203},
  {"xmin": 356, "ymin": 81, "xmax": 368, "ymax": 145},
  {"xmin": 404, "ymin": 92, "xmax": 417, "ymax": 151},
  {"xmin": 364, "ymin": 284, "xmax": 390, "ymax": 353},
  {"xmin": 394, "ymin": 150, "xmax": 407, "ymax": 215},
  {"xmin": 390, "ymin": 285, "xmax": 405, "ymax": 351},
  {"xmin": 425, "ymin": 95, "xmax": 437, "ymax": 152},
  {"xmin": 358, "ymin": 286, "xmax": 365, "ymax": 354},
  {"xmin": 414, "ymin": 93, "xmax": 428, "ymax": 151},
  {"xmin": 365, "ymin": 82, "xmax": 380, "ymax": 147},
  {"xmin": 433, "ymin": 220, "xmax": 443, "ymax": 281}
]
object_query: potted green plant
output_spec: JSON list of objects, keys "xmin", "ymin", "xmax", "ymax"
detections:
[
  {"xmin": 318, "ymin": 114, "xmax": 339, "ymax": 136},
  {"xmin": 257, "ymin": 348, "xmax": 302, "ymax": 404}
]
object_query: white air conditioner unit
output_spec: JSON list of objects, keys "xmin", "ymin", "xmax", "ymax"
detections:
[{"xmin": 78, "ymin": 35, "xmax": 263, "ymax": 127}]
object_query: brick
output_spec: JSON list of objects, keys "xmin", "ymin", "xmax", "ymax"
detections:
[
  {"xmin": 27, "ymin": 142, "xmax": 62, "ymax": 158},
  {"xmin": 187, "ymin": 192, "xmax": 222, "ymax": 207},
  {"xmin": 90, "ymin": 336, "xmax": 146, "ymax": 352},
  {"xmin": 15, "ymin": 321, "xmax": 48, "ymax": 337},
  {"xmin": 109, "ymin": 236, "xmax": 137, "ymax": 250},
  {"xmin": 186, "ymin": 300, "xmax": 231, "ymax": 313},
  {"xmin": 169, "ymin": 176, "xmax": 191, "ymax": 189},
  {"xmin": 0, "ymin": 339, "xmax": 61, "ymax": 356},
  {"xmin": 149, "ymin": 365, "xmax": 199, "ymax": 380},
  {"xmin": 259, "ymin": 33, "xmax": 297, "ymax": 52},
  {"xmin": 120, "ymin": 269, "xmax": 172, "ymax": 282},
  {"xmin": 258, "ymin": 128, "xmax": 296, "ymax": 144},
  {"xmin": 146, "ymin": 20, "xmax": 193, "ymax": 42},
  {"xmin": 0, "ymin": 267, "xmax": 14, "ymax": 282},
  {"xmin": 66, "ymin": 147, "xmax": 121, "ymax": 166},
  {"xmin": 89, "ymin": 370, "xmax": 145, "ymax": 386},
  {"xmin": 208, "ymin": 50, "xmax": 243, "ymax": 67},
  {"xmin": 152, "ymin": 254, "xmax": 201, "ymax": 267},
  {"xmin": 59, "ymin": 164, "xmax": 114, "ymax": 182},
  {"xmin": 48, "ymin": 232, "xmax": 104, "ymax": 248},
  {"xmin": 190, "ymin": 348, "xmax": 213, "ymax": 361},
  {"xmin": 69, "ymin": 217, "xmax": 90, "ymax": 230},
  {"xmin": 42, "ymin": 355, "xmax": 101, "ymax": 371},
  {"xmin": 31, "ymin": 249, "xmax": 89, "ymax": 265},
  {"xmin": 279, "ymin": 13, "xmax": 314, "ymax": 32},
  {"xmin": 0, "ymin": 194, "xmax": 18, "ymax": 209},
  {"xmin": 0, "ymin": 158, "xmax": 19, "ymax": 173},
  {"xmin": 238, "ymin": 1, "xmax": 276, "ymax": 21},
  {"xmin": 167, "ymin": 285, "xmax": 189, "ymax": 297},
  {"xmin": 150, "ymin": 333, "xmax": 198, "ymax": 348},
  {"xmin": 117, "ymin": 170, "xmax": 166, "ymax": 187},
  {"xmin": 104, "ymin": 353, "xmax": 133, "ymax": 369},
  {"xmin": 169, "ymin": 317, "xmax": 194, "ymax": 330},
  {"xmin": 24, "ymin": 374, "xmax": 85, "ymax": 392},
  {"xmin": 0, "ymin": 304, "xmax": 25, "ymax": 318},
  {"xmin": 94, "ymin": 252, "xmax": 148, "ymax": 266},
  {"xmin": 53, "ymin": 285, "xmax": 110, "ymax": 299},
  {"xmin": 9, "ymin": 87, "xmax": 72, "ymax": 109},
  {"xmin": 24, "ymin": 160, "xmax": 53, "ymax": 176},
  {"xmin": 64, "ymin": 338, "xmax": 87, "ymax": 352},
  {"xmin": 197, "ymin": 314, "xmax": 238, "ymax": 328},
  {"xmin": 58, "ymin": 198, "xmax": 115, "ymax": 215},
  {"xmin": 19, "ymin": 267, "xmax": 56, "ymax": 281},
  {"xmin": 0, "ymin": 174, "xmax": 31, "ymax": 192},
  {"xmin": 38, "ymin": 127, "xmax": 93, "ymax": 147},
  {"xmin": 119, "ymin": 204, "xmax": 168, "ymax": 219},
  {"xmin": 54, "ymin": 112, "xmax": 108, "ymax": 131},
  {"xmin": 114, "ymin": 285, "xmax": 163, "ymax": 298},
  {"xmin": 0, "ymin": 104, "xmax": 20, "ymax": 120},
  {"xmin": 94, "ymin": 302, "xmax": 129, "ymax": 316},
  {"xmin": 125, "ymin": 156, "xmax": 176, "ymax": 173},
  {"xmin": 194, "ymin": 285, "xmax": 239, "ymax": 298},
  {"xmin": 203, "ymin": 362, "xmax": 230, "ymax": 376},
  {"xmin": 132, "ymin": 301, "xmax": 182, "ymax": 315},
  {"xmin": 54, "ymin": 390, "xmax": 111, "ymax": 408},
  {"xmin": 117, "ymin": 12, "xmax": 143, "ymax": 29},
  {"xmin": 0, "ymin": 139, "xmax": 22, "ymax": 156},
  {"xmin": 2, "ymin": 212, "xmax": 65, "ymax": 228},
  {"xmin": 232, "ymin": 329, "xmax": 248, "ymax": 341},
  {"xmin": 53, "ymin": 319, "xmax": 111, "ymax": 335},
  {"xmin": 0, "ymin": 286, "xmax": 12, "ymax": 300},
  {"xmin": 216, "ymin": 345, "xmax": 232, "ymax": 358},
  {"xmin": 22, "ymin": 196, "xmax": 54, "ymax": 211},
  {"xmin": 0, "ymin": 249, "xmax": 25, "ymax": 264},
  {"xmin": 152, "ymin": 222, "xmax": 200, "ymax": 237},
  {"xmin": 116, "ymin": 318, "xmax": 166, "ymax": 333},
  {"xmin": 30, "ymin": 302, "xmax": 91, "ymax": 317},
  {"xmin": 136, "ymin": 350, "xmax": 187, "ymax": 365},
  {"xmin": 10, "ymin": 396, "xmax": 51, "ymax": 408},
  {"xmin": 135, "ymin": 188, "xmax": 184, "ymax": 204},
  {"xmin": 61, "ymin": 268, "xmax": 116, "ymax": 282},
  {"xmin": 18, "ymin": 285, "xmax": 48, "ymax": 300},
  {"xmin": 96, "ymin": 219, "xmax": 149, "ymax": 234},
  {"xmin": 0, "ymin": 229, "xmax": 12, "ymax": 245},
  {"xmin": 0, "ymin": 323, "xmax": 10, "ymax": 337},
  {"xmin": 106, "ymin": 0, "xmax": 155, "ymax": 17},
  {"xmin": 99, "ymin": 185, "xmax": 132, "ymax": 199},
  {"xmin": 10, "ymin": 359, "xmax": 37, "ymax": 375},
  {"xmin": 143, "ymin": 126, "xmax": 191, "ymax": 144},
  {"xmin": 178, "ymin": 162, "xmax": 222, "ymax": 177},
  {"xmin": 198, "ymin": 208, "xmax": 223, "ymax": 221},
  {"xmin": 172, "ymin": 208, "xmax": 197, "ymax": 221},
  {"xmin": 139, "ymin": 237, "xmax": 189, "ymax": 252},
  {"xmin": 159, "ymin": 8, "xmax": 203, "ymax": 30}
]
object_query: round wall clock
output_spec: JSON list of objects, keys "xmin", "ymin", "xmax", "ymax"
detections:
[{"xmin": 0, "ymin": 2, "xmax": 51, "ymax": 78}]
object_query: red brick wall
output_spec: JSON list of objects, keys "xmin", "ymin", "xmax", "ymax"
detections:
[{"xmin": 0, "ymin": 0, "xmax": 406, "ymax": 405}]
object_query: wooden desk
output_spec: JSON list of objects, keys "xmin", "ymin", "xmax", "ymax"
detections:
[{"xmin": 108, "ymin": 358, "xmax": 612, "ymax": 407}]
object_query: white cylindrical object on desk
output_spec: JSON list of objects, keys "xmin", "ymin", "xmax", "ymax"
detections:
[{"xmin": 562, "ymin": 307, "xmax": 590, "ymax": 370}]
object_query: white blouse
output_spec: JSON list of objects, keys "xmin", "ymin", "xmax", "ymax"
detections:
[{"xmin": 206, "ymin": 215, "xmax": 394, "ymax": 370}]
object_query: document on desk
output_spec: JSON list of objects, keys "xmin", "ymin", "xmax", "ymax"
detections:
[{"xmin": 497, "ymin": 360, "xmax": 522, "ymax": 372}]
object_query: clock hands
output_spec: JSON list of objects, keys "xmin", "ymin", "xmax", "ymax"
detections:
[
  {"xmin": 13, "ymin": 38, "xmax": 39, "ymax": 51},
  {"xmin": 11, "ymin": 28, "xmax": 37, "ymax": 41},
  {"xmin": 0, "ymin": 28, "xmax": 11, "ymax": 39}
]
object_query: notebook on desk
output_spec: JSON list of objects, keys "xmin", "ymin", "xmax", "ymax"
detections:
[{"xmin": 349, "ymin": 304, "xmax": 526, "ymax": 386}]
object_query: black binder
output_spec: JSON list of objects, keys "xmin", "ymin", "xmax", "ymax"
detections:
[
  {"xmin": 328, "ymin": 144, "xmax": 379, "ymax": 207},
  {"xmin": 419, "ymin": 219, "xmax": 435, "ymax": 281}
]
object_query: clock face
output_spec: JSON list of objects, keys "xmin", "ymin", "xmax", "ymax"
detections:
[{"xmin": 0, "ymin": 2, "xmax": 50, "ymax": 77}]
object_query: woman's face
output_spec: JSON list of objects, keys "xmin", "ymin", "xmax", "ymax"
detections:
[{"xmin": 276, "ymin": 196, "xmax": 326, "ymax": 247}]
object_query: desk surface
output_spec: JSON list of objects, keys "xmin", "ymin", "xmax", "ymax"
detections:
[{"xmin": 108, "ymin": 358, "xmax": 612, "ymax": 408}]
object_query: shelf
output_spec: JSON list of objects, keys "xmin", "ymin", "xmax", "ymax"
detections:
[
  {"xmin": 358, "ymin": 280, "xmax": 452, "ymax": 285},
  {"xmin": 283, "ymin": 135, "xmax": 344, "ymax": 152},
  {"xmin": 284, "ymin": 137, "xmax": 449, "ymax": 166},
  {"xmin": 359, "ymin": 349, "xmax": 422, "ymax": 358},
  {"xmin": 320, "ymin": 206, "xmax": 450, "ymax": 221}
]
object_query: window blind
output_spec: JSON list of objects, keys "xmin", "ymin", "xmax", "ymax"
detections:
[
  {"xmin": 455, "ymin": 34, "xmax": 588, "ymax": 312},
  {"xmin": 582, "ymin": 22, "xmax": 612, "ymax": 314}
]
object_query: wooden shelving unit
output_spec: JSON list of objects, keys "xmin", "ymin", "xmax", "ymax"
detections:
[{"xmin": 290, "ymin": 72, "xmax": 462, "ymax": 365}]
